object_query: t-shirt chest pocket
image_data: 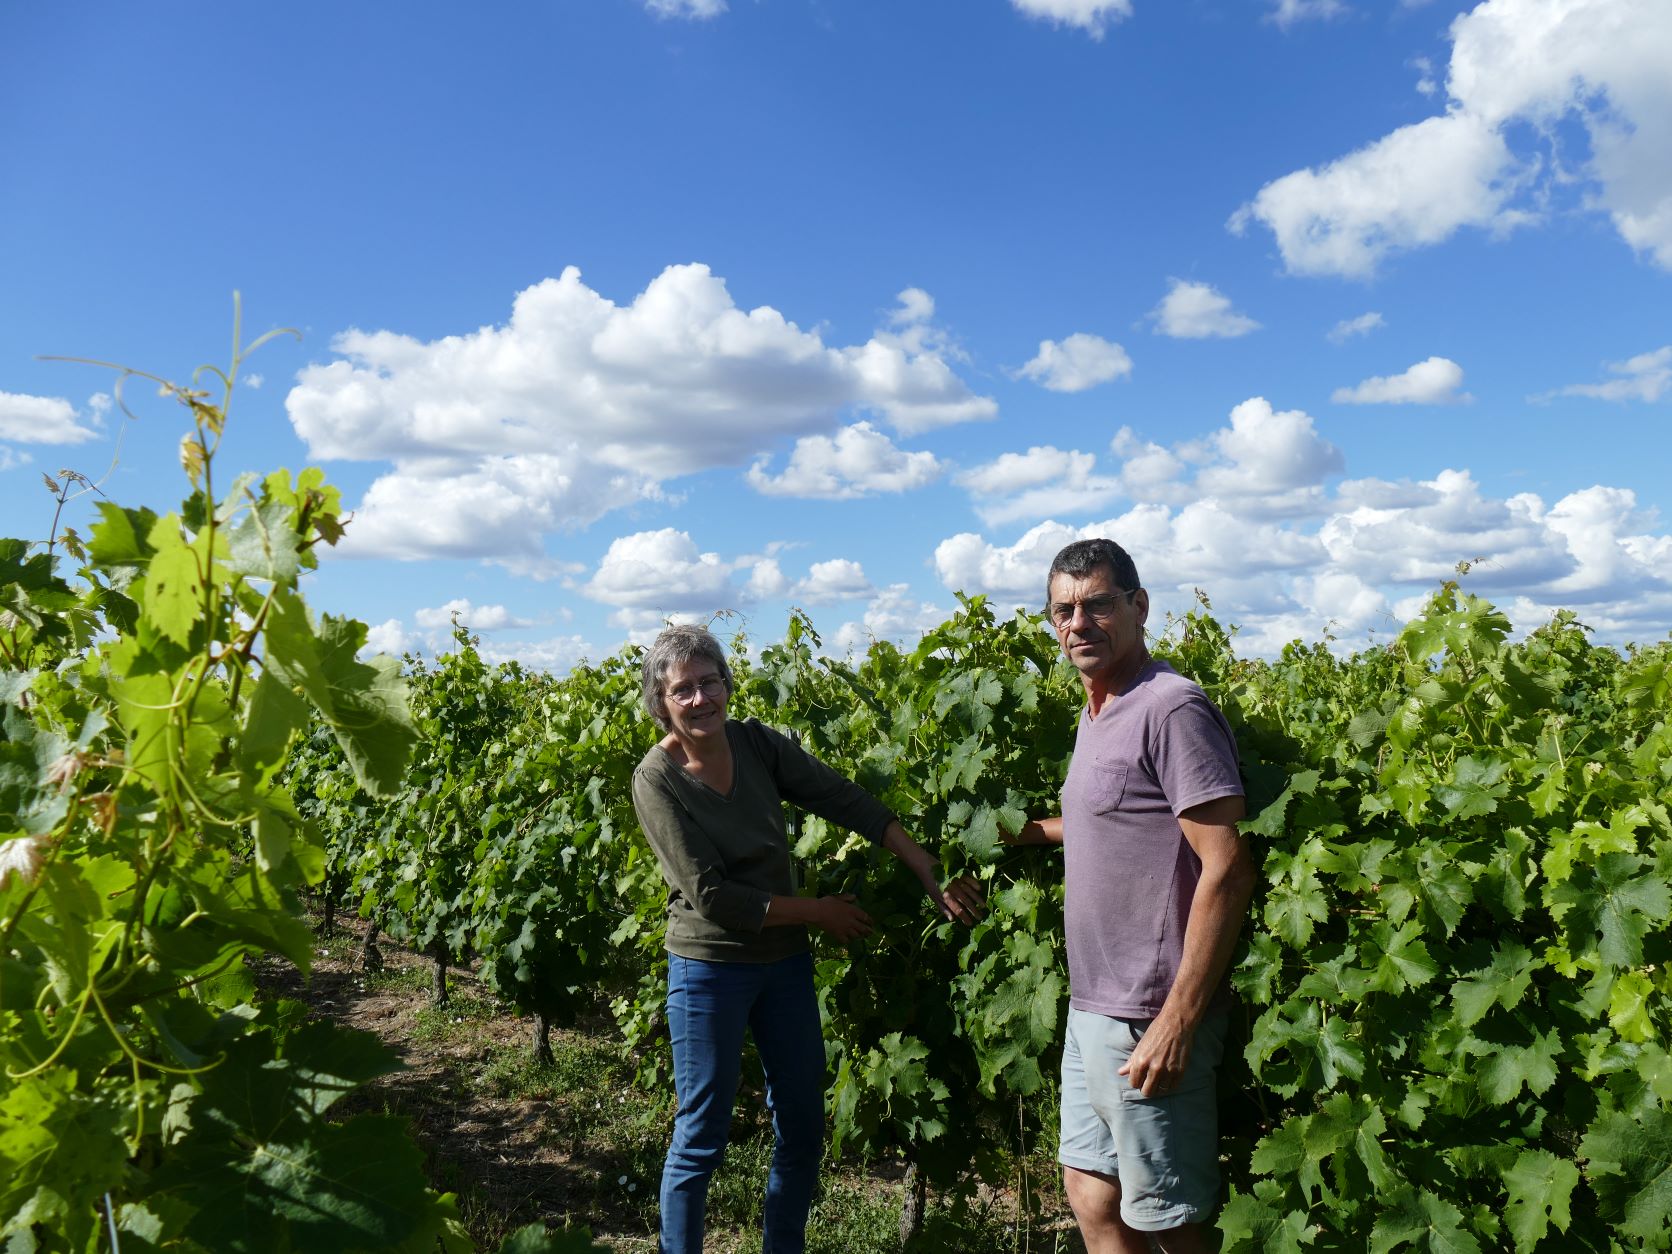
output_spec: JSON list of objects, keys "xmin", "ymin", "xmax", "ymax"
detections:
[{"xmin": 1086, "ymin": 763, "xmax": 1128, "ymax": 816}]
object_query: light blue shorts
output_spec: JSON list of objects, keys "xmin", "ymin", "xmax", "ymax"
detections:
[{"xmin": 1058, "ymin": 1005, "xmax": 1228, "ymax": 1232}]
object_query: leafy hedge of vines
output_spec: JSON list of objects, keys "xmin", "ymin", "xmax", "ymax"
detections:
[{"xmin": 296, "ymin": 586, "xmax": 1672, "ymax": 1251}]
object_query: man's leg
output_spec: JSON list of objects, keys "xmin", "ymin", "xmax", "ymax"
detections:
[
  {"xmin": 1063, "ymin": 1165, "xmax": 1156, "ymax": 1254},
  {"xmin": 1073, "ymin": 1010, "xmax": 1229, "ymax": 1249},
  {"xmin": 1150, "ymin": 1220, "xmax": 1219, "ymax": 1253},
  {"xmin": 1060, "ymin": 1009, "xmax": 1154, "ymax": 1253}
]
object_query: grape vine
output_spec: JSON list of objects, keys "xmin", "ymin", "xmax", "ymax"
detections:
[
  {"xmin": 300, "ymin": 584, "xmax": 1671, "ymax": 1251},
  {"xmin": 0, "ymin": 320, "xmax": 605, "ymax": 1252}
]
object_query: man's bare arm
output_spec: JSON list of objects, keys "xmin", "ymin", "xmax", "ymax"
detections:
[
  {"xmin": 1117, "ymin": 794, "xmax": 1254, "ymax": 1097},
  {"xmin": 1006, "ymin": 816, "xmax": 1063, "ymax": 845}
]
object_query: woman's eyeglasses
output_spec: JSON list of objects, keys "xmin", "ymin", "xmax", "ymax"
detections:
[{"xmin": 666, "ymin": 676, "xmax": 728, "ymax": 705}]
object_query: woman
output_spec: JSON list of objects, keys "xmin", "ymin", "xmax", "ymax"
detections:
[{"xmin": 631, "ymin": 624, "xmax": 983, "ymax": 1254}]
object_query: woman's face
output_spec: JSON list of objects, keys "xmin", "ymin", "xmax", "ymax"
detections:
[{"xmin": 660, "ymin": 656, "xmax": 730, "ymax": 743}]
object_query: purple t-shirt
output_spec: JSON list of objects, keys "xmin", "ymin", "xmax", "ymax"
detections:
[{"xmin": 1062, "ymin": 659, "xmax": 1244, "ymax": 1019}]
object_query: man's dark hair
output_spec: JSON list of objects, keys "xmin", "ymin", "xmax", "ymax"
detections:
[{"xmin": 1046, "ymin": 538, "xmax": 1140, "ymax": 607}]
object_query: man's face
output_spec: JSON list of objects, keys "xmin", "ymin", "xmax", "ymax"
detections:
[{"xmin": 1047, "ymin": 566, "xmax": 1149, "ymax": 685}]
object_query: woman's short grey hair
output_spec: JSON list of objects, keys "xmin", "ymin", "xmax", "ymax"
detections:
[{"xmin": 641, "ymin": 624, "xmax": 734, "ymax": 730}]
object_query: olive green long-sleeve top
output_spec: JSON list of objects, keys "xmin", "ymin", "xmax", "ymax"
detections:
[{"xmin": 631, "ymin": 717, "xmax": 895, "ymax": 963}]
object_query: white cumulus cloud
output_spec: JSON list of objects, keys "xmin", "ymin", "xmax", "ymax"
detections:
[
  {"xmin": 0, "ymin": 392, "xmax": 102, "ymax": 445},
  {"xmin": 1319, "ymin": 469, "xmax": 1578, "ymax": 589},
  {"xmin": 584, "ymin": 529, "xmax": 737, "ymax": 621},
  {"xmin": 745, "ymin": 558, "xmax": 790, "ymax": 602},
  {"xmin": 581, "ymin": 528, "xmax": 813, "ymax": 629},
  {"xmin": 747, "ymin": 422, "xmax": 942, "ymax": 499},
  {"xmin": 1232, "ymin": 0, "xmax": 1672, "ymax": 276},
  {"xmin": 1111, "ymin": 428, "xmax": 1190, "ymax": 505},
  {"xmin": 1411, "ymin": 55, "xmax": 1439, "ymax": 98},
  {"xmin": 1015, "ymin": 333, "xmax": 1133, "ymax": 392},
  {"xmin": 956, "ymin": 446, "xmax": 1123, "ymax": 527},
  {"xmin": 935, "ymin": 521, "xmax": 1083, "ymax": 605},
  {"xmin": 1230, "ymin": 112, "xmax": 1524, "ymax": 279},
  {"xmin": 936, "ymin": 505, "xmax": 1327, "ymax": 613},
  {"xmin": 1541, "ymin": 484, "xmax": 1672, "ymax": 596},
  {"xmin": 1332, "ymin": 356, "xmax": 1469, "ymax": 405},
  {"xmin": 957, "ymin": 398, "xmax": 1345, "ymax": 529},
  {"xmin": 793, "ymin": 559, "xmax": 874, "ymax": 605},
  {"xmin": 479, "ymin": 635, "xmax": 596, "ymax": 673},
  {"xmin": 1108, "ymin": 399, "xmax": 1343, "ymax": 519},
  {"xmin": 1009, "ymin": 0, "xmax": 1133, "ymax": 39},
  {"xmin": 342, "ymin": 452, "xmax": 662, "ymax": 569},
  {"xmin": 892, "ymin": 287, "xmax": 936, "ymax": 326},
  {"xmin": 1150, "ymin": 280, "xmax": 1260, "ymax": 339},
  {"xmin": 1191, "ymin": 397, "xmax": 1346, "ymax": 517},
  {"xmin": 832, "ymin": 584, "xmax": 950, "ymax": 654},
  {"xmin": 414, "ymin": 598, "xmax": 533, "ymax": 632},
  {"xmin": 361, "ymin": 619, "xmax": 412, "ymax": 657},
  {"xmin": 1541, "ymin": 345, "xmax": 1671, "ymax": 403},
  {"xmin": 930, "ymin": 460, "xmax": 1672, "ymax": 654},
  {"xmin": 285, "ymin": 264, "xmax": 993, "ymax": 563}
]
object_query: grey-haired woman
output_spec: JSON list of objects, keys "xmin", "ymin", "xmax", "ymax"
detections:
[{"xmin": 631, "ymin": 623, "xmax": 982, "ymax": 1254}]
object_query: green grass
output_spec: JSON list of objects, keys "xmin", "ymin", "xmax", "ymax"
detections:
[
  {"xmin": 309, "ymin": 928, "xmax": 359, "ymax": 965},
  {"xmin": 702, "ymin": 1167, "xmax": 1065, "ymax": 1254},
  {"xmin": 463, "ymin": 1025, "xmax": 1075, "ymax": 1253},
  {"xmin": 479, "ymin": 1030, "xmax": 629, "ymax": 1103},
  {"xmin": 466, "ymin": 1028, "xmax": 1047, "ymax": 1250},
  {"xmin": 360, "ymin": 961, "xmax": 433, "ymax": 996},
  {"xmin": 411, "ymin": 985, "xmax": 500, "ymax": 1044}
]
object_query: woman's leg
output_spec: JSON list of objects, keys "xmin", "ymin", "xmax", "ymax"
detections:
[
  {"xmin": 661, "ymin": 955, "xmax": 756, "ymax": 1254},
  {"xmin": 749, "ymin": 951, "xmax": 826, "ymax": 1254}
]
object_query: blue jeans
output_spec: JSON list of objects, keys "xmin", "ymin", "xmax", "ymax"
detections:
[{"xmin": 660, "ymin": 951, "xmax": 825, "ymax": 1254}]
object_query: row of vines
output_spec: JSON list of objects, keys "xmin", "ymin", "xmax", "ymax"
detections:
[{"xmin": 292, "ymin": 583, "xmax": 1672, "ymax": 1249}]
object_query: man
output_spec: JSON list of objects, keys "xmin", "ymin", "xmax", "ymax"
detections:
[{"xmin": 1010, "ymin": 538, "xmax": 1254, "ymax": 1253}]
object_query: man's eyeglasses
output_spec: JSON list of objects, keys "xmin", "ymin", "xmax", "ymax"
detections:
[
  {"xmin": 666, "ymin": 676, "xmax": 728, "ymax": 705},
  {"xmin": 1048, "ymin": 589, "xmax": 1137, "ymax": 628}
]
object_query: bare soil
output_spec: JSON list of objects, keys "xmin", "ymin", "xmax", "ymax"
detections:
[
  {"xmin": 253, "ymin": 910, "xmax": 1082, "ymax": 1252},
  {"xmin": 253, "ymin": 913, "xmax": 662, "ymax": 1250}
]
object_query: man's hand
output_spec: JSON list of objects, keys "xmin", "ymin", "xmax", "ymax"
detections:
[
  {"xmin": 1116, "ymin": 794, "xmax": 1252, "ymax": 1097},
  {"xmin": 812, "ymin": 894, "xmax": 873, "ymax": 942},
  {"xmin": 1118, "ymin": 1014, "xmax": 1193, "ymax": 1097}
]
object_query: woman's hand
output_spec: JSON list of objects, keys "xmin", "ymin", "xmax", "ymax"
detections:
[
  {"xmin": 905, "ymin": 854, "xmax": 985, "ymax": 926},
  {"xmin": 812, "ymin": 894, "xmax": 874, "ymax": 943},
  {"xmin": 937, "ymin": 875, "xmax": 986, "ymax": 926},
  {"xmin": 883, "ymin": 821, "xmax": 988, "ymax": 926}
]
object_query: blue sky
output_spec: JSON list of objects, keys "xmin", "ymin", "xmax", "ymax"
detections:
[{"xmin": 2, "ymin": 0, "xmax": 1668, "ymax": 668}]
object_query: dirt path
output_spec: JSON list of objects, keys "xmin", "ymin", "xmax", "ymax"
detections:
[
  {"xmin": 254, "ymin": 914, "xmax": 662, "ymax": 1250},
  {"xmin": 254, "ymin": 911, "xmax": 1081, "ymax": 1253}
]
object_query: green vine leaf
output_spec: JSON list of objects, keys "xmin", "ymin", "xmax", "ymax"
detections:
[
  {"xmin": 1580, "ymin": 1108, "xmax": 1672, "ymax": 1242},
  {"xmin": 1501, "ymin": 1148, "xmax": 1578, "ymax": 1251},
  {"xmin": 1368, "ymin": 1185, "xmax": 1482, "ymax": 1254}
]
